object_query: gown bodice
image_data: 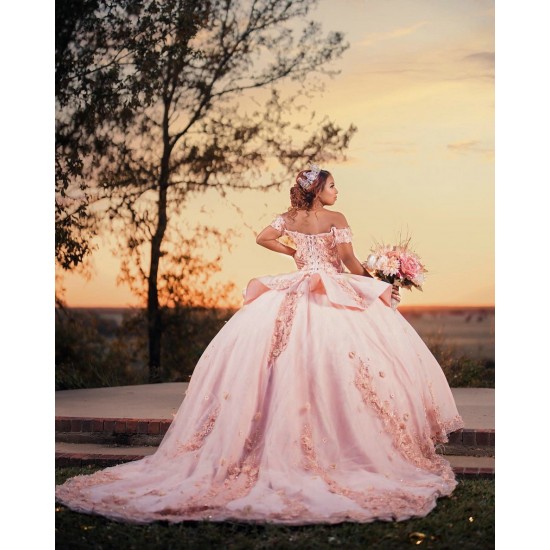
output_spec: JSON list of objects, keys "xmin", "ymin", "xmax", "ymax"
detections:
[{"xmin": 269, "ymin": 215, "xmax": 353, "ymax": 275}]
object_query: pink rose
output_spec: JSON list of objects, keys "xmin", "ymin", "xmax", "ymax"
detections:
[{"xmin": 399, "ymin": 254, "xmax": 421, "ymax": 279}]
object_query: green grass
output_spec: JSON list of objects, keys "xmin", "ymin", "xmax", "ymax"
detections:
[{"xmin": 56, "ymin": 467, "xmax": 494, "ymax": 549}]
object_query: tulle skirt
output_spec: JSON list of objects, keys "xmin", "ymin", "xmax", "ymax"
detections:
[{"xmin": 55, "ymin": 270, "xmax": 464, "ymax": 524}]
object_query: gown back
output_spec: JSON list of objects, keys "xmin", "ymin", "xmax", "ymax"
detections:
[{"xmin": 55, "ymin": 215, "xmax": 464, "ymax": 524}]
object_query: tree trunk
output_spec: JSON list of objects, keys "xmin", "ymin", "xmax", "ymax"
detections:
[
  {"xmin": 147, "ymin": 155, "xmax": 170, "ymax": 383},
  {"xmin": 147, "ymin": 280, "xmax": 162, "ymax": 383}
]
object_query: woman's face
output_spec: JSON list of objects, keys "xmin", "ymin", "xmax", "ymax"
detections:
[{"xmin": 317, "ymin": 175, "xmax": 338, "ymax": 206}]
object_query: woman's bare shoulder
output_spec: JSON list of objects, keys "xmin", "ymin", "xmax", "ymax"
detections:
[
  {"xmin": 327, "ymin": 210, "xmax": 349, "ymax": 228},
  {"xmin": 280, "ymin": 209, "xmax": 348, "ymax": 227}
]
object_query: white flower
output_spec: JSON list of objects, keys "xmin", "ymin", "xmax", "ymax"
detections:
[
  {"xmin": 365, "ymin": 254, "xmax": 377, "ymax": 270},
  {"xmin": 375, "ymin": 256, "xmax": 386, "ymax": 271},
  {"xmin": 376, "ymin": 255, "xmax": 400, "ymax": 277},
  {"xmin": 412, "ymin": 273, "xmax": 425, "ymax": 286},
  {"xmin": 384, "ymin": 257, "xmax": 400, "ymax": 276}
]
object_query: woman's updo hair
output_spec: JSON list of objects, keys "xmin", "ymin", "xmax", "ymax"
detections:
[{"xmin": 287, "ymin": 169, "xmax": 331, "ymax": 219}]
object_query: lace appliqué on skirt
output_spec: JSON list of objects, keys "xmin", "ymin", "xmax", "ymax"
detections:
[
  {"xmin": 298, "ymin": 423, "xmax": 441, "ymax": 520},
  {"xmin": 426, "ymin": 382, "xmax": 465, "ymax": 440},
  {"xmin": 268, "ymin": 290, "xmax": 300, "ymax": 367},
  {"xmin": 174, "ymin": 407, "xmax": 221, "ymax": 455},
  {"xmin": 351, "ymin": 354, "xmax": 456, "ymax": 485}
]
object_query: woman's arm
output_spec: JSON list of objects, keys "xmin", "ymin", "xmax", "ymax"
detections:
[
  {"xmin": 331, "ymin": 213, "xmax": 372, "ymax": 277},
  {"xmin": 337, "ymin": 242, "xmax": 373, "ymax": 277},
  {"xmin": 256, "ymin": 225, "xmax": 296, "ymax": 258},
  {"xmin": 333, "ymin": 212, "xmax": 400, "ymax": 303}
]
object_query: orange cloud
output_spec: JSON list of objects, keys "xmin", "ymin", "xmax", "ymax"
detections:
[
  {"xmin": 358, "ymin": 21, "xmax": 430, "ymax": 47},
  {"xmin": 447, "ymin": 140, "xmax": 494, "ymax": 158}
]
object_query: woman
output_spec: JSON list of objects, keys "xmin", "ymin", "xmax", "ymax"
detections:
[{"xmin": 56, "ymin": 165, "xmax": 464, "ymax": 524}]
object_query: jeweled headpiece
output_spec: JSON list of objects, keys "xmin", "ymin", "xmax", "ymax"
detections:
[{"xmin": 297, "ymin": 163, "xmax": 321, "ymax": 191}]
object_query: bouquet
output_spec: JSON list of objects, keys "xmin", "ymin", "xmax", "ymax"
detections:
[{"xmin": 362, "ymin": 236, "xmax": 427, "ymax": 310}]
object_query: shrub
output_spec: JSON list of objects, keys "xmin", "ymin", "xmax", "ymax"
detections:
[
  {"xmin": 426, "ymin": 330, "xmax": 494, "ymax": 388},
  {"xmin": 55, "ymin": 307, "xmax": 147, "ymax": 390}
]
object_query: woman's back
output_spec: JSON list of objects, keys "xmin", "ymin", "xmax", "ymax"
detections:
[
  {"xmin": 281, "ymin": 209, "xmax": 345, "ymax": 235},
  {"xmin": 269, "ymin": 210, "xmax": 353, "ymax": 275}
]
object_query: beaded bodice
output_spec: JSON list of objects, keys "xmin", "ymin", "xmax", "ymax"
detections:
[{"xmin": 269, "ymin": 215, "xmax": 353, "ymax": 274}]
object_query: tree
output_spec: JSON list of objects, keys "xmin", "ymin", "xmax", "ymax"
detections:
[
  {"xmin": 56, "ymin": 0, "xmax": 357, "ymax": 382},
  {"xmin": 55, "ymin": 0, "xmax": 113, "ymax": 270}
]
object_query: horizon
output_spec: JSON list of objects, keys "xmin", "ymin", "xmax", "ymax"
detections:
[{"xmin": 64, "ymin": 304, "xmax": 495, "ymax": 311}]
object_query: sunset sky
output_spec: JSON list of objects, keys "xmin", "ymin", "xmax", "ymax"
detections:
[{"xmin": 58, "ymin": 0, "xmax": 494, "ymax": 308}]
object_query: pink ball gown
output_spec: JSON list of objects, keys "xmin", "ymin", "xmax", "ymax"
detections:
[{"xmin": 55, "ymin": 215, "xmax": 464, "ymax": 525}]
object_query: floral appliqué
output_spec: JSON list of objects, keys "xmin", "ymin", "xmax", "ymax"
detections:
[{"xmin": 267, "ymin": 290, "xmax": 300, "ymax": 367}]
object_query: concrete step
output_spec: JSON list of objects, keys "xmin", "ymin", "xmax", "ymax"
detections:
[
  {"xmin": 56, "ymin": 442, "xmax": 155, "ymax": 467},
  {"xmin": 55, "ymin": 442, "xmax": 494, "ymax": 478},
  {"xmin": 445, "ymin": 454, "xmax": 495, "ymax": 478},
  {"xmin": 55, "ymin": 384, "xmax": 495, "ymax": 457},
  {"xmin": 55, "ymin": 385, "xmax": 495, "ymax": 429}
]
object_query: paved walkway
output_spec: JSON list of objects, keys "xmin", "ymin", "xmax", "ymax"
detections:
[
  {"xmin": 55, "ymin": 384, "xmax": 495, "ymax": 477},
  {"xmin": 56, "ymin": 384, "xmax": 494, "ymax": 431}
]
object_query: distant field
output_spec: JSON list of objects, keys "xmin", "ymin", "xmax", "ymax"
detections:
[
  {"xmin": 70, "ymin": 306, "xmax": 495, "ymax": 363},
  {"xmin": 400, "ymin": 306, "xmax": 495, "ymax": 361}
]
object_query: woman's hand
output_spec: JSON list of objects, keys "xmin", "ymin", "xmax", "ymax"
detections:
[
  {"xmin": 293, "ymin": 249, "xmax": 305, "ymax": 270},
  {"xmin": 391, "ymin": 284, "xmax": 401, "ymax": 304}
]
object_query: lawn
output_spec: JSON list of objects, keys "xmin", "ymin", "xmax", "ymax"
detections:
[{"xmin": 55, "ymin": 467, "xmax": 494, "ymax": 549}]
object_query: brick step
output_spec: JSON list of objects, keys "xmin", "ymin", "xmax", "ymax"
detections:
[
  {"xmin": 55, "ymin": 416, "xmax": 171, "ymax": 446},
  {"xmin": 439, "ymin": 429, "xmax": 494, "ymax": 457},
  {"xmin": 55, "ymin": 416, "xmax": 494, "ymax": 457},
  {"xmin": 55, "ymin": 442, "xmax": 494, "ymax": 478}
]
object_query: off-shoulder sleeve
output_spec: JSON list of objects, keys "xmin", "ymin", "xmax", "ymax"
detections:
[
  {"xmin": 333, "ymin": 226, "xmax": 353, "ymax": 244},
  {"xmin": 269, "ymin": 215, "xmax": 285, "ymax": 233}
]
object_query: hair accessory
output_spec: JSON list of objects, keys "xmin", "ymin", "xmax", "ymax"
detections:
[{"xmin": 298, "ymin": 163, "xmax": 321, "ymax": 190}]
